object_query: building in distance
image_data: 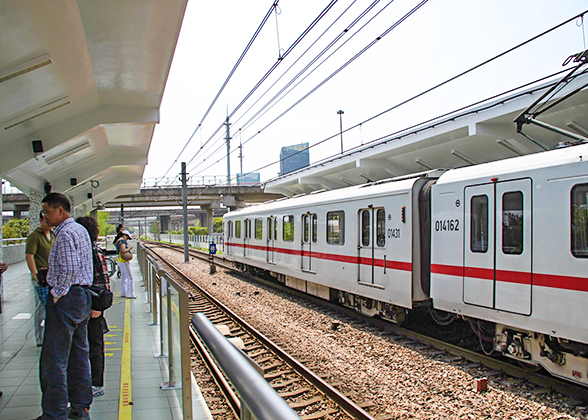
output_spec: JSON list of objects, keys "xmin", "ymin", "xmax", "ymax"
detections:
[
  {"xmin": 280, "ymin": 143, "xmax": 309, "ymax": 176},
  {"xmin": 237, "ymin": 172, "xmax": 260, "ymax": 184}
]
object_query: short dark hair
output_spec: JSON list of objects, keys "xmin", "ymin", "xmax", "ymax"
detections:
[
  {"xmin": 76, "ymin": 216, "xmax": 98, "ymax": 242},
  {"xmin": 42, "ymin": 193, "xmax": 71, "ymax": 212}
]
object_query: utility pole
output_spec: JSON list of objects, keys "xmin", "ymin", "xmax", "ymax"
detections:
[
  {"xmin": 337, "ymin": 110, "xmax": 344, "ymax": 154},
  {"xmin": 181, "ymin": 162, "xmax": 189, "ymax": 263},
  {"xmin": 224, "ymin": 116, "xmax": 231, "ymax": 185},
  {"xmin": 238, "ymin": 129, "xmax": 243, "ymax": 184}
]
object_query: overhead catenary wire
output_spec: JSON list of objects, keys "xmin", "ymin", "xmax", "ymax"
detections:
[
  {"xmin": 185, "ymin": 0, "xmax": 340, "ymax": 169},
  {"xmin": 223, "ymin": 67, "xmax": 584, "ymax": 184},
  {"xmin": 154, "ymin": 1, "xmax": 279, "ymax": 186},
  {"xmin": 189, "ymin": 0, "xmax": 368, "ymax": 172},
  {"xmin": 190, "ymin": 10, "xmax": 588, "ymax": 181},
  {"xmin": 205, "ymin": 8, "xmax": 588, "ymax": 176},
  {"xmin": 188, "ymin": 0, "xmax": 413, "ymax": 175},
  {"xmin": 190, "ymin": 0, "xmax": 427, "ymax": 174}
]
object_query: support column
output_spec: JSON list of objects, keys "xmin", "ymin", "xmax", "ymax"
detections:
[
  {"xmin": 29, "ymin": 190, "xmax": 44, "ymax": 231},
  {"xmin": 0, "ymin": 179, "xmax": 3, "ymax": 263},
  {"xmin": 201, "ymin": 201, "xmax": 220, "ymax": 234},
  {"xmin": 90, "ymin": 208, "xmax": 98, "ymax": 220},
  {"xmin": 160, "ymin": 215, "xmax": 170, "ymax": 233}
]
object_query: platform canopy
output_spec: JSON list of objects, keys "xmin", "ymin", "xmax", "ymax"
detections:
[
  {"xmin": 265, "ymin": 71, "xmax": 588, "ymax": 197},
  {"xmin": 0, "ymin": 0, "xmax": 187, "ymax": 212}
]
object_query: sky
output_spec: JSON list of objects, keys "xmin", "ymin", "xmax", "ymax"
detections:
[{"xmin": 143, "ymin": 0, "xmax": 588, "ymax": 186}]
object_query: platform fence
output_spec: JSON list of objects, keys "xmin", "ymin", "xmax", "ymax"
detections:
[{"xmin": 138, "ymin": 243, "xmax": 193, "ymax": 420}]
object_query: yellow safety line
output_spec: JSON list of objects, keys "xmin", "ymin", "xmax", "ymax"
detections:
[{"xmin": 118, "ymin": 299, "xmax": 132, "ymax": 419}]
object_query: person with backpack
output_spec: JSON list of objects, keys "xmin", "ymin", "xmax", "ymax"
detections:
[
  {"xmin": 115, "ymin": 230, "xmax": 136, "ymax": 299},
  {"xmin": 76, "ymin": 217, "xmax": 113, "ymax": 398}
]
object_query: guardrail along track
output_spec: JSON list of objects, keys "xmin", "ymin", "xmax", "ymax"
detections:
[{"xmin": 144, "ymin": 243, "xmax": 376, "ymax": 420}]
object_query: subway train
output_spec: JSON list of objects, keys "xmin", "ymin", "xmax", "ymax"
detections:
[{"xmin": 223, "ymin": 143, "xmax": 588, "ymax": 386}]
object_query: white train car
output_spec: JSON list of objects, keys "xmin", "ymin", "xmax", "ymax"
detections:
[
  {"xmin": 223, "ymin": 143, "xmax": 588, "ymax": 386},
  {"xmin": 431, "ymin": 143, "xmax": 588, "ymax": 385},
  {"xmin": 224, "ymin": 174, "xmax": 439, "ymax": 323}
]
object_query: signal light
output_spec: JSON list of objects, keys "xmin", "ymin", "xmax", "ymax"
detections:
[{"xmin": 401, "ymin": 206, "xmax": 406, "ymax": 223}]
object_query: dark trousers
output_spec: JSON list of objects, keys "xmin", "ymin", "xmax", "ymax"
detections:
[
  {"xmin": 40, "ymin": 285, "xmax": 92, "ymax": 419},
  {"xmin": 88, "ymin": 315, "xmax": 108, "ymax": 387}
]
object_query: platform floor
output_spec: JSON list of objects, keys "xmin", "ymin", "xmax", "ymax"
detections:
[{"xmin": 0, "ymin": 258, "xmax": 212, "ymax": 420}]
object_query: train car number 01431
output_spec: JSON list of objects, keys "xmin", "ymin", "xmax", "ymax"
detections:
[
  {"xmin": 387, "ymin": 228, "xmax": 401, "ymax": 239},
  {"xmin": 435, "ymin": 219, "xmax": 459, "ymax": 232}
]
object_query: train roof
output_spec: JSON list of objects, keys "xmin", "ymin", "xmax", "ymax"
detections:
[
  {"xmin": 436, "ymin": 143, "xmax": 588, "ymax": 186},
  {"xmin": 225, "ymin": 172, "xmax": 438, "ymax": 217}
]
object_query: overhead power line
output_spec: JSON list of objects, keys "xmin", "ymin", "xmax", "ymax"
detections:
[
  {"xmin": 191, "ymin": 9, "xmax": 588, "ymax": 181},
  {"xmin": 155, "ymin": 1, "xmax": 279, "ymax": 186},
  {"xmin": 186, "ymin": 0, "xmax": 340, "ymax": 169}
]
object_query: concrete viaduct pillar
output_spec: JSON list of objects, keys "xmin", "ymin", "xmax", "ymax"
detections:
[
  {"xmin": 160, "ymin": 215, "xmax": 170, "ymax": 233},
  {"xmin": 201, "ymin": 201, "xmax": 220, "ymax": 234}
]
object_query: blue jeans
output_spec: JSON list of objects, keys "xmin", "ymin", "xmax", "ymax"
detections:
[{"xmin": 39, "ymin": 285, "xmax": 92, "ymax": 419}]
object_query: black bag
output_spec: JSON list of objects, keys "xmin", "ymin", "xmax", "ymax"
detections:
[
  {"xmin": 89, "ymin": 286, "xmax": 113, "ymax": 311},
  {"xmin": 37, "ymin": 269, "xmax": 48, "ymax": 287}
]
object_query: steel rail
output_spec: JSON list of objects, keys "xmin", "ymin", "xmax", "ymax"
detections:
[
  {"xmin": 145, "ymin": 240, "xmax": 588, "ymax": 401},
  {"xmin": 144, "ymin": 242, "xmax": 376, "ymax": 420},
  {"xmin": 189, "ymin": 326, "xmax": 241, "ymax": 418}
]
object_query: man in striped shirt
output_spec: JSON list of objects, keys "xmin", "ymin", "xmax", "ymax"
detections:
[{"xmin": 37, "ymin": 193, "xmax": 93, "ymax": 420}]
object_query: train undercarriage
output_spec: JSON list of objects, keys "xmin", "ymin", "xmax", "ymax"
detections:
[{"xmin": 237, "ymin": 264, "xmax": 588, "ymax": 387}]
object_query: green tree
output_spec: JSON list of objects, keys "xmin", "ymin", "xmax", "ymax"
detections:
[
  {"xmin": 2, "ymin": 218, "xmax": 30, "ymax": 243},
  {"xmin": 96, "ymin": 211, "xmax": 115, "ymax": 236},
  {"xmin": 213, "ymin": 217, "xmax": 223, "ymax": 233},
  {"xmin": 188, "ymin": 226, "xmax": 208, "ymax": 235},
  {"xmin": 150, "ymin": 222, "xmax": 160, "ymax": 234}
]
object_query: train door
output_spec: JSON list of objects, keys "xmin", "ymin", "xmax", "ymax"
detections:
[
  {"xmin": 495, "ymin": 179, "xmax": 532, "ymax": 315},
  {"xmin": 301, "ymin": 213, "xmax": 317, "ymax": 272},
  {"xmin": 464, "ymin": 180, "xmax": 532, "ymax": 315},
  {"xmin": 357, "ymin": 207, "xmax": 386, "ymax": 285},
  {"xmin": 267, "ymin": 216, "xmax": 276, "ymax": 263},
  {"xmin": 244, "ymin": 219, "xmax": 251, "ymax": 258},
  {"xmin": 227, "ymin": 221, "xmax": 233, "ymax": 255}
]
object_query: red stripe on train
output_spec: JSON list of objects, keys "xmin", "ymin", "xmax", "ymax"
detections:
[
  {"xmin": 226, "ymin": 242, "xmax": 412, "ymax": 271},
  {"xmin": 431, "ymin": 264, "xmax": 588, "ymax": 292}
]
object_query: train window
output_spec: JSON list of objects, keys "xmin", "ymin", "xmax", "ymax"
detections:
[
  {"xmin": 327, "ymin": 211, "xmax": 345, "ymax": 245},
  {"xmin": 303, "ymin": 215, "xmax": 310, "ymax": 243},
  {"xmin": 228, "ymin": 221, "xmax": 233, "ymax": 238},
  {"xmin": 312, "ymin": 214, "xmax": 317, "ymax": 243},
  {"xmin": 255, "ymin": 219, "xmax": 263, "ymax": 240},
  {"xmin": 361, "ymin": 210, "xmax": 370, "ymax": 246},
  {"xmin": 502, "ymin": 191, "xmax": 523, "ymax": 255},
  {"xmin": 470, "ymin": 195, "xmax": 488, "ymax": 253},
  {"xmin": 283, "ymin": 215, "xmax": 294, "ymax": 242},
  {"xmin": 235, "ymin": 220, "xmax": 241, "ymax": 238},
  {"xmin": 571, "ymin": 184, "xmax": 588, "ymax": 258},
  {"xmin": 244, "ymin": 220, "xmax": 250, "ymax": 239},
  {"xmin": 377, "ymin": 209, "xmax": 386, "ymax": 247}
]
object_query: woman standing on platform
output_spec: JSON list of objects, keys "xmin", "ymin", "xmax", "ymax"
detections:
[
  {"xmin": 116, "ymin": 230, "xmax": 136, "ymax": 299},
  {"xmin": 25, "ymin": 211, "xmax": 55, "ymax": 346},
  {"xmin": 76, "ymin": 217, "xmax": 111, "ymax": 397}
]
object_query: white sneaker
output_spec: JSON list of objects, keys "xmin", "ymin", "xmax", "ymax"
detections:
[{"xmin": 92, "ymin": 386, "xmax": 104, "ymax": 397}]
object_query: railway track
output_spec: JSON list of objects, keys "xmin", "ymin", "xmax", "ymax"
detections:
[
  {"xmin": 145, "ymin": 239, "xmax": 588, "ymax": 406},
  {"xmin": 143, "ymin": 242, "xmax": 377, "ymax": 420}
]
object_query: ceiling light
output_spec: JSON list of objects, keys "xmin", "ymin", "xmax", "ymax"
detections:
[
  {"xmin": 566, "ymin": 120, "xmax": 588, "ymax": 138},
  {"xmin": 497, "ymin": 139, "xmax": 524, "ymax": 156},
  {"xmin": 45, "ymin": 140, "xmax": 90, "ymax": 165},
  {"xmin": 415, "ymin": 158, "xmax": 434, "ymax": 170},
  {"xmin": 1, "ymin": 97, "xmax": 71, "ymax": 130},
  {"xmin": 451, "ymin": 150, "xmax": 478, "ymax": 165},
  {"xmin": 0, "ymin": 54, "xmax": 52, "ymax": 84}
]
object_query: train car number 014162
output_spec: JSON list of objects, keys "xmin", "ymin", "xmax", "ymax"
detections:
[{"xmin": 435, "ymin": 219, "xmax": 459, "ymax": 232}]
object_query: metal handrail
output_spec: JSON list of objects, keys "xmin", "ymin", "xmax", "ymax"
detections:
[{"xmin": 191, "ymin": 313, "xmax": 300, "ymax": 420}]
